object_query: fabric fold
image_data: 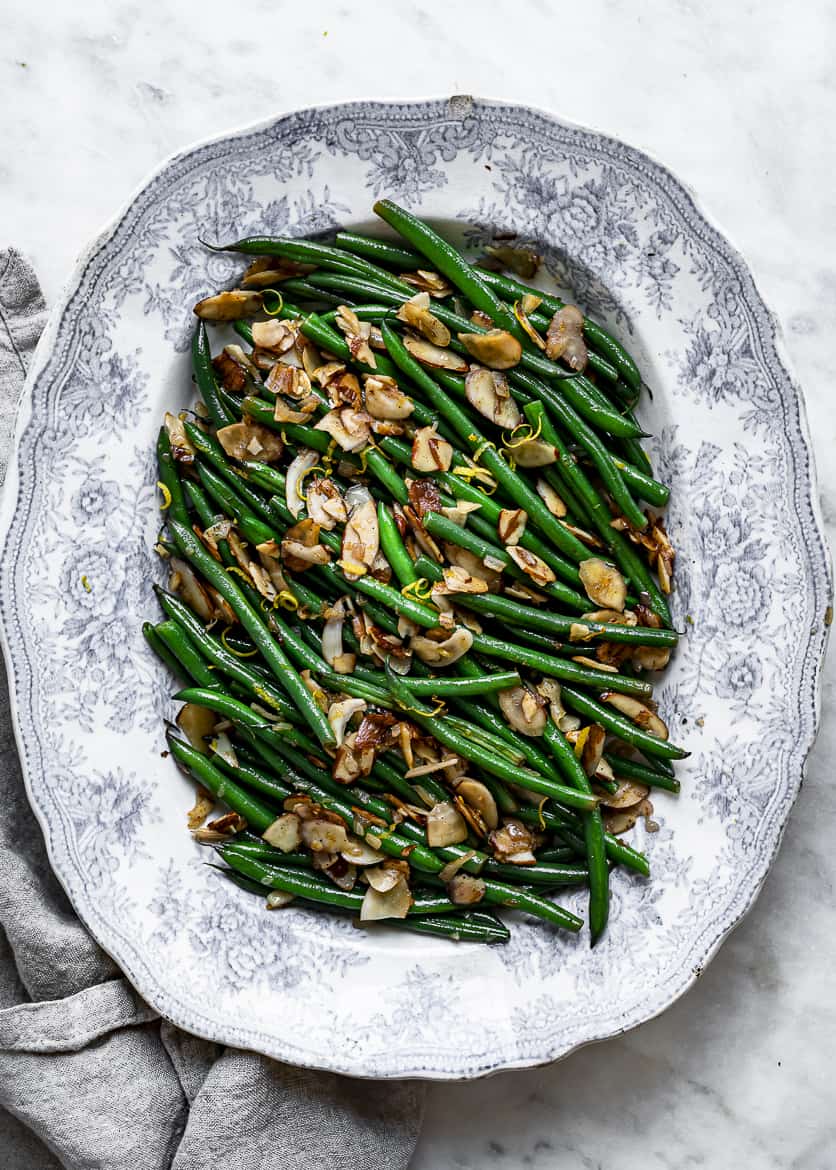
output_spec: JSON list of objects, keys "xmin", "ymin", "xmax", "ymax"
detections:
[{"xmin": 0, "ymin": 247, "xmax": 424, "ymax": 1170}]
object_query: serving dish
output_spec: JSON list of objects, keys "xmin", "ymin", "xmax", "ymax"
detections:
[{"xmin": 0, "ymin": 97, "xmax": 830, "ymax": 1079}]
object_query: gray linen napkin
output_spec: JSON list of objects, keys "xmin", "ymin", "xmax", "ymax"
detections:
[{"xmin": 0, "ymin": 249, "xmax": 425, "ymax": 1170}]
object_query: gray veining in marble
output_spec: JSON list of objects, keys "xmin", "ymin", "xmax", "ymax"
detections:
[{"xmin": 1, "ymin": 0, "xmax": 834, "ymax": 1166}]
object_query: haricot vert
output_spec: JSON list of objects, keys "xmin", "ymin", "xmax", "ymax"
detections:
[{"xmin": 147, "ymin": 199, "xmax": 685, "ymax": 949}]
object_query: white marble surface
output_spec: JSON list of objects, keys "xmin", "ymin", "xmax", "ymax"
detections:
[{"xmin": 2, "ymin": 0, "xmax": 834, "ymax": 1165}]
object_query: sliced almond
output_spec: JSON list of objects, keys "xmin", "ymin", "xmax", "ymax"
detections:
[
  {"xmin": 545, "ymin": 304, "xmax": 588, "ymax": 372},
  {"xmin": 426, "ymin": 801, "xmax": 468, "ymax": 847},
  {"xmin": 396, "ymin": 292, "xmax": 451, "ymax": 346},
  {"xmin": 632, "ymin": 646, "xmax": 672, "ymax": 672},
  {"xmin": 193, "ymin": 289, "xmax": 262, "ymax": 321},
  {"xmin": 447, "ymin": 873, "xmax": 486, "ymax": 905},
  {"xmin": 315, "ymin": 407, "xmax": 372, "ymax": 453},
  {"xmin": 458, "ymin": 329, "xmax": 522, "ymax": 370},
  {"xmin": 439, "ymin": 565, "xmax": 490, "ymax": 594},
  {"xmin": 579, "ymin": 723, "xmax": 606, "ymax": 777},
  {"xmin": 327, "ymin": 697, "xmax": 367, "ymax": 747},
  {"xmin": 217, "ymin": 420, "xmax": 283, "ymax": 463},
  {"xmin": 306, "ymin": 477, "xmax": 347, "ymax": 530},
  {"xmin": 506, "ymin": 545, "xmax": 556, "ymax": 587},
  {"xmin": 498, "ymin": 685, "xmax": 547, "ymax": 737},
  {"xmin": 176, "ymin": 704, "xmax": 215, "ymax": 754},
  {"xmin": 536, "ymin": 478, "xmax": 567, "ymax": 517},
  {"xmin": 252, "ymin": 319, "xmax": 297, "ymax": 354},
  {"xmin": 301, "ymin": 818, "xmax": 349, "ymax": 853},
  {"xmin": 164, "ymin": 412, "xmax": 195, "ymax": 463},
  {"xmin": 403, "ymin": 334, "xmax": 468, "ymax": 372},
  {"xmin": 340, "ymin": 485, "xmax": 379, "ymax": 582},
  {"xmin": 578, "ymin": 558, "xmax": 627, "ymax": 611},
  {"xmin": 464, "ymin": 367, "xmax": 521, "ymax": 429},
  {"xmin": 411, "ymin": 424, "xmax": 453, "ymax": 472},
  {"xmin": 601, "ymin": 780, "xmax": 650, "ymax": 810},
  {"xmin": 360, "ymin": 876, "xmax": 413, "ymax": 920},
  {"xmin": 410, "ymin": 626, "xmax": 473, "ymax": 666},
  {"xmin": 341, "ymin": 835, "xmax": 384, "ymax": 866},
  {"xmin": 400, "ymin": 269, "xmax": 453, "ymax": 298},
  {"xmin": 262, "ymin": 812, "xmax": 302, "ymax": 852},
  {"xmin": 363, "ymin": 374, "xmax": 414, "ymax": 420},
  {"xmin": 455, "ymin": 778, "xmax": 499, "ymax": 830},
  {"xmin": 510, "ymin": 438, "xmax": 557, "ymax": 467},
  {"xmin": 497, "ymin": 508, "xmax": 527, "ymax": 546},
  {"xmin": 602, "ymin": 693, "xmax": 669, "ymax": 740}
]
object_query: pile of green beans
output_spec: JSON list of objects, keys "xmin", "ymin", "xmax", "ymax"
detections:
[{"xmin": 148, "ymin": 201, "xmax": 685, "ymax": 949}]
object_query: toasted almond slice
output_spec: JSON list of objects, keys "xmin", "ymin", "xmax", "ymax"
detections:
[
  {"xmin": 262, "ymin": 812, "xmax": 302, "ymax": 852},
  {"xmin": 426, "ymin": 801, "xmax": 468, "ymax": 847},
  {"xmin": 217, "ymin": 420, "xmax": 283, "ymax": 463},
  {"xmin": 578, "ymin": 558, "xmax": 627, "ymax": 611},
  {"xmin": 447, "ymin": 873, "xmax": 486, "ymax": 905},
  {"xmin": 400, "ymin": 269, "xmax": 454, "ymax": 298},
  {"xmin": 602, "ymin": 780, "xmax": 650, "ymax": 810},
  {"xmin": 440, "ymin": 565, "xmax": 490, "ymax": 594},
  {"xmin": 498, "ymin": 685, "xmax": 547, "ymax": 737},
  {"xmin": 404, "ymin": 334, "xmax": 468, "ymax": 372},
  {"xmin": 497, "ymin": 508, "xmax": 527, "ymax": 545},
  {"xmin": 193, "ymin": 289, "xmax": 263, "ymax": 320},
  {"xmin": 315, "ymin": 407, "xmax": 372, "ymax": 453},
  {"xmin": 484, "ymin": 244, "xmax": 541, "ymax": 278},
  {"xmin": 169, "ymin": 557, "xmax": 215, "ymax": 623},
  {"xmin": 301, "ymin": 818, "xmax": 349, "ymax": 853},
  {"xmin": 341, "ymin": 835, "xmax": 384, "ymax": 866},
  {"xmin": 458, "ymin": 329, "xmax": 522, "ymax": 369},
  {"xmin": 506, "ymin": 545, "xmax": 556, "ymax": 587},
  {"xmin": 164, "ymin": 412, "xmax": 195, "ymax": 463},
  {"xmin": 341, "ymin": 485, "xmax": 379, "ymax": 582},
  {"xmin": 363, "ymin": 374, "xmax": 414, "ymax": 420},
  {"xmin": 545, "ymin": 304, "xmax": 588, "ymax": 372},
  {"xmin": 632, "ymin": 645, "xmax": 672, "ymax": 671},
  {"xmin": 579, "ymin": 723, "xmax": 606, "ymax": 777},
  {"xmin": 536, "ymin": 478, "xmax": 567, "ymax": 517},
  {"xmin": 327, "ymin": 697, "xmax": 367, "ymax": 747},
  {"xmin": 411, "ymin": 424, "xmax": 453, "ymax": 472},
  {"xmin": 455, "ymin": 778, "xmax": 499, "ymax": 830},
  {"xmin": 601, "ymin": 692, "xmax": 669, "ymax": 740},
  {"xmin": 410, "ymin": 626, "xmax": 473, "ymax": 666},
  {"xmin": 306, "ymin": 477, "xmax": 347, "ymax": 530},
  {"xmin": 176, "ymin": 704, "xmax": 215, "ymax": 755},
  {"xmin": 464, "ymin": 367, "xmax": 521, "ymax": 429},
  {"xmin": 252, "ymin": 319, "xmax": 297, "ymax": 354},
  {"xmin": 511, "ymin": 437, "xmax": 557, "ymax": 467},
  {"xmin": 360, "ymin": 876, "xmax": 413, "ymax": 919},
  {"xmin": 396, "ymin": 292, "xmax": 451, "ymax": 347}
]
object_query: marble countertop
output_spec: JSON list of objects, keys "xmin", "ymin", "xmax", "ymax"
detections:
[{"xmin": 3, "ymin": 1, "xmax": 833, "ymax": 1166}]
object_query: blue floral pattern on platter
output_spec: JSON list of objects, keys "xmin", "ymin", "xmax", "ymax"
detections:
[{"xmin": 0, "ymin": 98, "xmax": 830, "ymax": 1080}]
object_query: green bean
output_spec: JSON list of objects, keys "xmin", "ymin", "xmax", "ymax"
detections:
[
  {"xmin": 525, "ymin": 401, "xmax": 672, "ymax": 625},
  {"xmin": 207, "ymin": 235, "xmax": 411, "ymax": 294},
  {"xmin": 167, "ymin": 519, "xmax": 335, "ymax": 746},
  {"xmin": 219, "ymin": 846, "xmax": 458, "ymax": 915},
  {"xmin": 560, "ymin": 685, "xmax": 688, "ymax": 761},
  {"xmin": 604, "ymin": 753, "xmax": 681, "ymax": 793},
  {"xmin": 335, "ymin": 230, "xmax": 421, "ymax": 269},
  {"xmin": 541, "ymin": 721, "xmax": 609, "ymax": 943},
  {"xmin": 513, "ymin": 805, "xmax": 650, "ymax": 878},
  {"xmin": 373, "ymin": 201, "xmax": 524, "ymax": 335},
  {"xmin": 377, "ymin": 501, "xmax": 416, "ymax": 588},
  {"xmin": 612, "ymin": 458, "xmax": 670, "ymax": 508},
  {"xmin": 195, "ymin": 462, "xmax": 277, "ymax": 546},
  {"xmin": 154, "ymin": 587, "xmax": 298, "ymax": 720},
  {"xmin": 420, "ymin": 509, "xmax": 588, "ymax": 611},
  {"xmin": 192, "ymin": 322, "xmax": 235, "ymax": 427},
  {"xmin": 153, "ymin": 620, "xmax": 219, "ymax": 689},
  {"xmin": 167, "ymin": 734, "xmax": 279, "ymax": 833},
  {"xmin": 143, "ymin": 621, "xmax": 188, "ymax": 682},
  {"xmin": 156, "ymin": 428, "xmax": 190, "ymax": 527},
  {"xmin": 388, "ymin": 671, "xmax": 520, "ymax": 697},
  {"xmin": 481, "ymin": 859, "xmax": 589, "ymax": 886},
  {"xmin": 380, "ymin": 323, "xmax": 597, "ymax": 566}
]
